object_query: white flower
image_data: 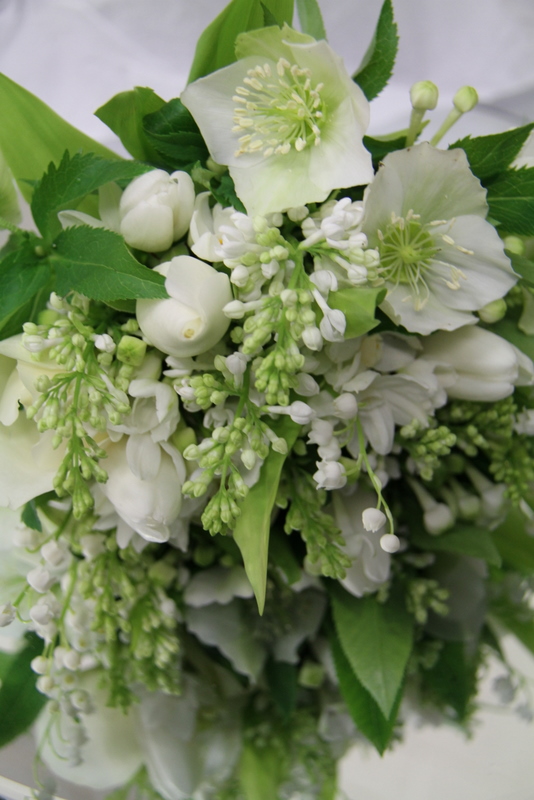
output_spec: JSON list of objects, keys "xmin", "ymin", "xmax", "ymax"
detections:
[
  {"xmin": 361, "ymin": 143, "xmax": 517, "ymax": 334},
  {"xmin": 187, "ymin": 192, "xmax": 235, "ymax": 262},
  {"xmin": 136, "ymin": 255, "xmax": 233, "ymax": 358},
  {"xmin": 119, "ymin": 169, "xmax": 195, "ymax": 252},
  {"xmin": 181, "ymin": 25, "xmax": 373, "ymax": 216},
  {"xmin": 362, "ymin": 507, "xmax": 387, "ymax": 532}
]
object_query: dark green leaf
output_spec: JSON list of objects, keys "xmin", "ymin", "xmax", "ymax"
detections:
[
  {"xmin": 31, "ymin": 151, "xmax": 150, "ymax": 240},
  {"xmin": 269, "ymin": 528, "xmax": 301, "ymax": 585},
  {"xmin": 0, "ymin": 288, "xmax": 49, "ymax": 341},
  {"xmin": 486, "ymin": 167, "xmax": 534, "ymax": 236},
  {"xmin": 331, "ymin": 634, "xmax": 400, "ymax": 754},
  {"xmin": 265, "ymin": 659, "xmax": 298, "ymax": 719},
  {"xmin": 449, "ymin": 124, "xmax": 534, "ymax": 181},
  {"xmin": 142, "ymin": 99, "xmax": 209, "ymax": 171},
  {"xmin": 330, "ymin": 583, "xmax": 413, "ymax": 717},
  {"xmin": 0, "ymin": 239, "xmax": 51, "ymax": 334},
  {"xmin": 0, "ymin": 73, "xmax": 118, "ymax": 202},
  {"xmin": 421, "ymin": 641, "xmax": 479, "ymax": 722},
  {"xmin": 51, "ymin": 226, "xmax": 168, "ymax": 301},
  {"xmin": 491, "ymin": 596, "xmax": 534, "ymax": 656},
  {"xmin": 261, "ymin": 3, "xmax": 279, "ymax": 26},
  {"xmin": 233, "ymin": 418, "xmax": 300, "ymax": 614},
  {"xmin": 411, "ymin": 525, "xmax": 502, "ymax": 567},
  {"xmin": 490, "ymin": 508, "xmax": 534, "ymax": 574},
  {"xmin": 0, "ymin": 633, "xmax": 47, "ymax": 747},
  {"xmin": 296, "ymin": 0, "xmax": 326, "ymax": 40},
  {"xmin": 352, "ymin": 0, "xmax": 398, "ymax": 101},
  {"xmin": 363, "ymin": 122, "xmax": 429, "ymax": 163},
  {"xmin": 211, "ymin": 172, "xmax": 246, "ymax": 212},
  {"xmin": 327, "ymin": 286, "xmax": 386, "ymax": 339},
  {"xmin": 95, "ymin": 87, "xmax": 165, "ymax": 162},
  {"xmin": 21, "ymin": 500, "xmax": 42, "ymax": 532}
]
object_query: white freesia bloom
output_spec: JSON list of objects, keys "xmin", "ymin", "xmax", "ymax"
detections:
[
  {"xmin": 419, "ymin": 325, "xmax": 533, "ymax": 401},
  {"xmin": 119, "ymin": 169, "xmax": 195, "ymax": 252},
  {"xmin": 136, "ymin": 256, "xmax": 233, "ymax": 357},
  {"xmin": 361, "ymin": 143, "xmax": 517, "ymax": 334},
  {"xmin": 181, "ymin": 25, "xmax": 373, "ymax": 216}
]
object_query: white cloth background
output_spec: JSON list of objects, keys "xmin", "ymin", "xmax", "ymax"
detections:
[{"xmin": 0, "ymin": 1, "xmax": 534, "ymax": 799}]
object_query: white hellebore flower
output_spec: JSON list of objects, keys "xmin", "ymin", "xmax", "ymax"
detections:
[
  {"xmin": 181, "ymin": 25, "xmax": 373, "ymax": 216},
  {"xmin": 136, "ymin": 255, "xmax": 233, "ymax": 358},
  {"xmin": 119, "ymin": 169, "xmax": 195, "ymax": 252},
  {"xmin": 361, "ymin": 143, "xmax": 517, "ymax": 334}
]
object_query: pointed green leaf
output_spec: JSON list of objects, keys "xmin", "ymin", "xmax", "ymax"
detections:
[
  {"xmin": 233, "ymin": 418, "xmax": 300, "ymax": 614},
  {"xmin": 142, "ymin": 99, "xmax": 210, "ymax": 171},
  {"xmin": 411, "ymin": 524, "xmax": 501, "ymax": 567},
  {"xmin": 449, "ymin": 123, "xmax": 534, "ymax": 182},
  {"xmin": 0, "ymin": 633, "xmax": 47, "ymax": 747},
  {"xmin": 31, "ymin": 151, "xmax": 150, "ymax": 240},
  {"xmin": 486, "ymin": 167, "xmax": 534, "ymax": 236},
  {"xmin": 0, "ymin": 151, "xmax": 21, "ymax": 224},
  {"xmin": 327, "ymin": 286, "xmax": 386, "ymax": 338},
  {"xmin": 330, "ymin": 584, "xmax": 413, "ymax": 717},
  {"xmin": 421, "ymin": 641, "xmax": 479, "ymax": 722},
  {"xmin": 51, "ymin": 226, "xmax": 168, "ymax": 301},
  {"xmin": 296, "ymin": 0, "xmax": 326, "ymax": 40},
  {"xmin": 331, "ymin": 634, "xmax": 401, "ymax": 754},
  {"xmin": 95, "ymin": 87, "xmax": 165, "ymax": 161},
  {"xmin": 0, "ymin": 238, "xmax": 51, "ymax": 337},
  {"xmin": 0, "ymin": 73, "xmax": 118, "ymax": 202},
  {"xmin": 353, "ymin": 0, "xmax": 398, "ymax": 101},
  {"xmin": 490, "ymin": 507, "xmax": 534, "ymax": 574},
  {"xmin": 21, "ymin": 500, "xmax": 43, "ymax": 532}
]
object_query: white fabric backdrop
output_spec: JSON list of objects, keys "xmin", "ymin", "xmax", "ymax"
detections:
[{"xmin": 0, "ymin": 1, "xmax": 534, "ymax": 799}]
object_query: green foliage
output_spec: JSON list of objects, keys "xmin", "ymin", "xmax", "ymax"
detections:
[
  {"xmin": 234, "ymin": 418, "xmax": 300, "ymax": 614},
  {"xmin": 411, "ymin": 525, "xmax": 502, "ymax": 567},
  {"xmin": 363, "ymin": 122, "xmax": 429, "ymax": 165},
  {"xmin": 210, "ymin": 172, "xmax": 247, "ymax": 212},
  {"xmin": 491, "ymin": 595, "xmax": 534, "ymax": 656},
  {"xmin": 449, "ymin": 123, "xmax": 534, "ymax": 181},
  {"xmin": 331, "ymin": 635, "xmax": 400, "ymax": 754},
  {"xmin": 420, "ymin": 641, "xmax": 479, "ymax": 722},
  {"xmin": 31, "ymin": 151, "xmax": 150, "ymax": 240},
  {"xmin": 352, "ymin": 0, "xmax": 398, "ymax": 101},
  {"xmin": 268, "ymin": 528, "xmax": 301, "ymax": 585},
  {"xmin": 51, "ymin": 226, "xmax": 168, "ymax": 301},
  {"xmin": 21, "ymin": 499, "xmax": 42, "ymax": 532},
  {"xmin": 330, "ymin": 583, "xmax": 413, "ymax": 718},
  {"xmin": 327, "ymin": 286, "xmax": 386, "ymax": 338},
  {"xmin": 265, "ymin": 658, "xmax": 298, "ymax": 719},
  {"xmin": 0, "ymin": 633, "xmax": 47, "ymax": 748},
  {"xmin": 490, "ymin": 508, "xmax": 534, "ymax": 574},
  {"xmin": 95, "ymin": 87, "xmax": 165, "ymax": 161},
  {"xmin": 485, "ymin": 167, "xmax": 534, "ymax": 236},
  {"xmin": 239, "ymin": 741, "xmax": 283, "ymax": 800},
  {"xmin": 187, "ymin": 0, "xmax": 294, "ymax": 83},
  {"xmin": 142, "ymin": 99, "xmax": 210, "ymax": 172},
  {"xmin": 506, "ymin": 249, "xmax": 534, "ymax": 288},
  {"xmin": 0, "ymin": 73, "xmax": 118, "ymax": 202},
  {"xmin": 0, "ymin": 236, "xmax": 51, "ymax": 338},
  {"xmin": 296, "ymin": 0, "xmax": 326, "ymax": 40}
]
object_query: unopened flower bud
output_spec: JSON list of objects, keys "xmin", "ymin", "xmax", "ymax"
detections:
[
  {"xmin": 478, "ymin": 298, "xmax": 507, "ymax": 324},
  {"xmin": 27, "ymin": 566, "xmax": 56, "ymax": 593},
  {"xmin": 453, "ymin": 86, "xmax": 478, "ymax": 113},
  {"xmin": 380, "ymin": 533, "xmax": 401, "ymax": 553},
  {"xmin": 410, "ymin": 81, "xmax": 439, "ymax": 111},
  {"xmin": 117, "ymin": 335, "xmax": 147, "ymax": 366},
  {"xmin": 362, "ymin": 507, "xmax": 387, "ymax": 532},
  {"xmin": 333, "ymin": 393, "xmax": 358, "ymax": 420},
  {"xmin": 0, "ymin": 603, "xmax": 15, "ymax": 627}
]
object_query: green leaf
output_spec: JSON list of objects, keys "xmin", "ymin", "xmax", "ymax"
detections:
[
  {"xmin": 352, "ymin": 0, "xmax": 398, "ymax": 101},
  {"xmin": 95, "ymin": 87, "xmax": 165, "ymax": 161},
  {"xmin": 142, "ymin": 99, "xmax": 210, "ymax": 171},
  {"xmin": 506, "ymin": 249, "xmax": 534, "ymax": 288},
  {"xmin": 265, "ymin": 658, "xmax": 298, "ymax": 719},
  {"xmin": 327, "ymin": 286, "xmax": 386, "ymax": 338},
  {"xmin": 239, "ymin": 742, "xmax": 283, "ymax": 800},
  {"xmin": 233, "ymin": 418, "xmax": 300, "ymax": 614},
  {"xmin": 21, "ymin": 500, "xmax": 42, "ymax": 532},
  {"xmin": 490, "ymin": 507, "xmax": 534, "ymax": 574},
  {"xmin": 296, "ymin": 0, "xmax": 326, "ymax": 40},
  {"xmin": 31, "ymin": 151, "xmax": 150, "ymax": 240},
  {"xmin": 449, "ymin": 124, "xmax": 534, "ymax": 181},
  {"xmin": 363, "ymin": 122, "xmax": 429, "ymax": 163},
  {"xmin": 0, "ymin": 73, "xmax": 118, "ymax": 202},
  {"xmin": 421, "ymin": 641, "xmax": 479, "ymax": 722},
  {"xmin": 269, "ymin": 528, "xmax": 301, "ymax": 585},
  {"xmin": 50, "ymin": 226, "xmax": 168, "ymax": 301},
  {"xmin": 0, "ymin": 633, "xmax": 47, "ymax": 747},
  {"xmin": 486, "ymin": 167, "xmax": 534, "ymax": 236},
  {"xmin": 0, "ymin": 238, "xmax": 51, "ymax": 335},
  {"xmin": 210, "ymin": 172, "xmax": 246, "ymax": 212},
  {"xmin": 491, "ymin": 597, "xmax": 534, "ymax": 656},
  {"xmin": 330, "ymin": 583, "xmax": 413, "ymax": 717},
  {"xmin": 410, "ymin": 524, "xmax": 502, "ymax": 567},
  {"xmin": 489, "ymin": 318, "xmax": 534, "ymax": 362},
  {"xmin": 331, "ymin": 634, "xmax": 400, "ymax": 754}
]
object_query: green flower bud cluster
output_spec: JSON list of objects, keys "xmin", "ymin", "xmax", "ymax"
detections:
[
  {"xmin": 187, "ymin": 372, "xmax": 231, "ymax": 410},
  {"xmin": 405, "ymin": 578, "xmax": 449, "ymax": 625},
  {"xmin": 490, "ymin": 438, "xmax": 534, "ymax": 504},
  {"xmin": 399, "ymin": 421, "xmax": 457, "ymax": 481},
  {"xmin": 253, "ymin": 342, "xmax": 306, "ymax": 406}
]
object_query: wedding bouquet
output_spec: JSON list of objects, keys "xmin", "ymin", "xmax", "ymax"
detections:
[{"xmin": 1, "ymin": 0, "xmax": 534, "ymax": 797}]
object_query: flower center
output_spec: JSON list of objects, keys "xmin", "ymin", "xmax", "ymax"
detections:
[{"xmin": 232, "ymin": 58, "xmax": 326, "ymax": 159}]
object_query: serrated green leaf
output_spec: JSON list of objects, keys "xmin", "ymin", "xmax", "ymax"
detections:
[
  {"xmin": 0, "ymin": 239, "xmax": 51, "ymax": 334},
  {"xmin": 0, "ymin": 633, "xmax": 47, "ymax": 747},
  {"xmin": 331, "ymin": 634, "xmax": 400, "ymax": 754},
  {"xmin": 327, "ymin": 286, "xmax": 386, "ymax": 339},
  {"xmin": 296, "ymin": 0, "xmax": 326, "ymax": 40},
  {"xmin": 95, "ymin": 87, "xmax": 165, "ymax": 162},
  {"xmin": 353, "ymin": 0, "xmax": 398, "ymax": 101},
  {"xmin": 265, "ymin": 658, "xmax": 298, "ymax": 719},
  {"xmin": 233, "ymin": 418, "xmax": 300, "ymax": 614},
  {"xmin": 330, "ymin": 584, "xmax": 413, "ymax": 718},
  {"xmin": 490, "ymin": 507, "xmax": 534, "ymax": 574},
  {"xmin": 142, "ymin": 99, "xmax": 210, "ymax": 171},
  {"xmin": 486, "ymin": 167, "xmax": 534, "ymax": 236},
  {"xmin": 239, "ymin": 742, "xmax": 283, "ymax": 800},
  {"xmin": 31, "ymin": 151, "xmax": 150, "ymax": 240},
  {"xmin": 449, "ymin": 124, "xmax": 534, "ymax": 182},
  {"xmin": 211, "ymin": 172, "xmax": 246, "ymax": 212},
  {"xmin": 50, "ymin": 226, "xmax": 168, "ymax": 301},
  {"xmin": 0, "ymin": 73, "xmax": 118, "ymax": 202},
  {"xmin": 411, "ymin": 525, "xmax": 501, "ymax": 567},
  {"xmin": 421, "ymin": 641, "xmax": 478, "ymax": 722}
]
